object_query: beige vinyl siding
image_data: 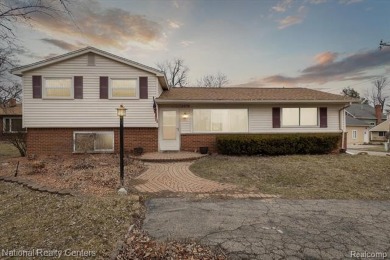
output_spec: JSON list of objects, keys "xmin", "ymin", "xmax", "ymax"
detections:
[
  {"xmin": 175, "ymin": 104, "xmax": 343, "ymax": 134},
  {"xmin": 180, "ymin": 109, "xmax": 192, "ymax": 134},
  {"xmin": 23, "ymin": 54, "xmax": 158, "ymax": 128}
]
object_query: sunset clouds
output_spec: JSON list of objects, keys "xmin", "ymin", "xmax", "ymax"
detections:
[
  {"xmin": 29, "ymin": 0, "xmax": 163, "ymax": 50},
  {"xmin": 263, "ymin": 48, "xmax": 390, "ymax": 85}
]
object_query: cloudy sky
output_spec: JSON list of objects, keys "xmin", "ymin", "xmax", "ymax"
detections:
[{"xmin": 12, "ymin": 0, "xmax": 390, "ymax": 95}]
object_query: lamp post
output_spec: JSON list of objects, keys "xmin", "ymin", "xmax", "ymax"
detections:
[{"xmin": 117, "ymin": 104, "xmax": 127, "ymax": 187}]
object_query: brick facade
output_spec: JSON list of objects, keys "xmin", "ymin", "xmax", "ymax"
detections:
[
  {"xmin": 181, "ymin": 134, "xmax": 220, "ymax": 153},
  {"xmin": 27, "ymin": 128, "xmax": 158, "ymax": 156}
]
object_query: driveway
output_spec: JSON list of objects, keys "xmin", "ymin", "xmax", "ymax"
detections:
[{"xmin": 144, "ymin": 198, "xmax": 390, "ymax": 259}]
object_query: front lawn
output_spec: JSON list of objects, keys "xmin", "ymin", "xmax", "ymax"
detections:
[
  {"xmin": 190, "ymin": 154, "xmax": 390, "ymax": 200},
  {"xmin": 0, "ymin": 141, "xmax": 20, "ymax": 160},
  {"xmin": 0, "ymin": 182, "xmax": 140, "ymax": 259}
]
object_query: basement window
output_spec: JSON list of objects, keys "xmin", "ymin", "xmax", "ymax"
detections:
[
  {"xmin": 73, "ymin": 131, "xmax": 114, "ymax": 153},
  {"xmin": 3, "ymin": 117, "xmax": 26, "ymax": 133}
]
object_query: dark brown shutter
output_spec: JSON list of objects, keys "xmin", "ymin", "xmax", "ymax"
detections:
[
  {"xmin": 319, "ymin": 107, "xmax": 327, "ymax": 128},
  {"xmin": 139, "ymin": 77, "xmax": 148, "ymax": 99},
  {"xmin": 272, "ymin": 107, "xmax": 281, "ymax": 128},
  {"xmin": 100, "ymin": 76, "xmax": 108, "ymax": 99},
  {"xmin": 74, "ymin": 76, "xmax": 83, "ymax": 99},
  {"xmin": 32, "ymin": 75, "xmax": 42, "ymax": 98}
]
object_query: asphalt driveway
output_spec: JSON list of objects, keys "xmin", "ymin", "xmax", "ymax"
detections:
[{"xmin": 144, "ymin": 198, "xmax": 390, "ymax": 259}]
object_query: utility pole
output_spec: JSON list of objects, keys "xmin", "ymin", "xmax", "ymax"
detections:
[{"xmin": 379, "ymin": 40, "xmax": 390, "ymax": 50}]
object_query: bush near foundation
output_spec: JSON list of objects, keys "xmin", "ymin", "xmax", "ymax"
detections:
[{"xmin": 216, "ymin": 134, "xmax": 341, "ymax": 156}]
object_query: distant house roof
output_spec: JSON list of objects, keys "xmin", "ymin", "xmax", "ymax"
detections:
[
  {"xmin": 346, "ymin": 116, "xmax": 370, "ymax": 126},
  {"xmin": 345, "ymin": 104, "xmax": 387, "ymax": 120},
  {"xmin": 0, "ymin": 104, "xmax": 22, "ymax": 116},
  {"xmin": 369, "ymin": 120, "xmax": 390, "ymax": 132},
  {"xmin": 11, "ymin": 46, "xmax": 169, "ymax": 90},
  {"xmin": 157, "ymin": 87, "xmax": 355, "ymax": 104}
]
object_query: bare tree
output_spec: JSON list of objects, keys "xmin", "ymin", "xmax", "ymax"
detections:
[
  {"xmin": 157, "ymin": 58, "xmax": 189, "ymax": 88},
  {"xmin": 365, "ymin": 77, "xmax": 389, "ymax": 112},
  {"xmin": 197, "ymin": 72, "xmax": 229, "ymax": 88}
]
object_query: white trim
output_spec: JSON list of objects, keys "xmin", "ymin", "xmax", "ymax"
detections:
[
  {"xmin": 109, "ymin": 78, "xmax": 139, "ymax": 99},
  {"xmin": 43, "ymin": 76, "xmax": 74, "ymax": 99},
  {"xmin": 156, "ymin": 99, "xmax": 353, "ymax": 104},
  {"xmin": 352, "ymin": 130, "xmax": 357, "ymax": 139},
  {"xmin": 73, "ymin": 131, "xmax": 114, "ymax": 153},
  {"xmin": 2, "ymin": 117, "xmax": 26, "ymax": 133}
]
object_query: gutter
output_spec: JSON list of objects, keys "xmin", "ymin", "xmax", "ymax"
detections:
[
  {"xmin": 339, "ymin": 102, "xmax": 352, "ymax": 150},
  {"xmin": 156, "ymin": 99, "xmax": 354, "ymax": 104}
]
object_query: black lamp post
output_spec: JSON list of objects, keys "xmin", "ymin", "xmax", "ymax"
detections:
[{"xmin": 117, "ymin": 104, "xmax": 127, "ymax": 187}]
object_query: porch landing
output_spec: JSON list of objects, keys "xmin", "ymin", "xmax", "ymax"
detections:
[{"xmin": 130, "ymin": 151, "xmax": 207, "ymax": 162}]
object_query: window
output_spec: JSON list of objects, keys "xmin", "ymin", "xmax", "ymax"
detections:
[
  {"xmin": 44, "ymin": 77, "xmax": 72, "ymax": 98},
  {"xmin": 74, "ymin": 132, "xmax": 114, "ymax": 153},
  {"xmin": 110, "ymin": 79, "xmax": 137, "ymax": 98},
  {"xmin": 3, "ymin": 117, "xmax": 26, "ymax": 133},
  {"xmin": 378, "ymin": 131, "xmax": 388, "ymax": 137},
  {"xmin": 282, "ymin": 107, "xmax": 318, "ymax": 127},
  {"xmin": 352, "ymin": 130, "xmax": 357, "ymax": 139},
  {"xmin": 193, "ymin": 109, "xmax": 248, "ymax": 133},
  {"xmin": 370, "ymin": 122, "xmax": 376, "ymax": 126}
]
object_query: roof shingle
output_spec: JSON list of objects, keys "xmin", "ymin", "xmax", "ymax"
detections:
[{"xmin": 157, "ymin": 87, "xmax": 354, "ymax": 102}]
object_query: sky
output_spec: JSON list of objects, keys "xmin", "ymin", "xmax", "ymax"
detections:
[{"xmin": 11, "ymin": 0, "xmax": 390, "ymax": 95}]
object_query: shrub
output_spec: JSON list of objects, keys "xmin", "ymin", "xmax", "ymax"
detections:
[{"xmin": 216, "ymin": 134, "xmax": 341, "ymax": 156}]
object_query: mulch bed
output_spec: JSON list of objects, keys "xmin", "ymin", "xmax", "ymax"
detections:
[{"xmin": 0, "ymin": 154, "xmax": 144, "ymax": 196}]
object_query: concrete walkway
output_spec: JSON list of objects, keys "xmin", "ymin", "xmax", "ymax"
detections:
[{"xmin": 144, "ymin": 198, "xmax": 390, "ymax": 259}]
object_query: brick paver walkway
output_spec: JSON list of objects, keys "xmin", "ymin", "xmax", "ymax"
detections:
[
  {"xmin": 131, "ymin": 152, "xmax": 207, "ymax": 162},
  {"xmin": 135, "ymin": 162, "xmax": 236, "ymax": 193}
]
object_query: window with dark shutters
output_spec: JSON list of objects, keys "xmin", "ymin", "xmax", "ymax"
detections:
[
  {"xmin": 100, "ymin": 76, "xmax": 108, "ymax": 99},
  {"xmin": 319, "ymin": 107, "xmax": 328, "ymax": 128},
  {"xmin": 74, "ymin": 76, "xmax": 83, "ymax": 99},
  {"xmin": 32, "ymin": 75, "xmax": 42, "ymax": 98},
  {"xmin": 139, "ymin": 77, "xmax": 148, "ymax": 99},
  {"xmin": 272, "ymin": 107, "xmax": 281, "ymax": 128}
]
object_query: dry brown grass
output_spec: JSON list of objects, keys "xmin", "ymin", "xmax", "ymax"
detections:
[
  {"xmin": 0, "ymin": 182, "xmax": 140, "ymax": 259},
  {"xmin": 0, "ymin": 141, "xmax": 20, "ymax": 160},
  {"xmin": 0, "ymin": 154, "xmax": 145, "ymax": 196},
  {"xmin": 190, "ymin": 154, "xmax": 390, "ymax": 200}
]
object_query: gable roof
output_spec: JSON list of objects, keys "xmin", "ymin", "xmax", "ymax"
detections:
[
  {"xmin": 157, "ymin": 87, "xmax": 356, "ymax": 104},
  {"xmin": 11, "ymin": 46, "xmax": 168, "ymax": 89},
  {"xmin": 345, "ymin": 104, "xmax": 387, "ymax": 120},
  {"xmin": 369, "ymin": 119, "xmax": 389, "ymax": 132},
  {"xmin": 0, "ymin": 104, "xmax": 22, "ymax": 116},
  {"xmin": 346, "ymin": 115, "xmax": 370, "ymax": 126}
]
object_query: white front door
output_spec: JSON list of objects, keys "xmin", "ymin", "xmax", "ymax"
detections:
[
  {"xmin": 364, "ymin": 128, "xmax": 369, "ymax": 143},
  {"xmin": 159, "ymin": 109, "xmax": 180, "ymax": 151}
]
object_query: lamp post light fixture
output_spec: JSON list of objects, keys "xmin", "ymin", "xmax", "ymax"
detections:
[{"xmin": 117, "ymin": 104, "xmax": 127, "ymax": 188}]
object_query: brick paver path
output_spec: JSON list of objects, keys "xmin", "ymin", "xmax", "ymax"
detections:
[{"xmin": 135, "ymin": 162, "xmax": 236, "ymax": 193}]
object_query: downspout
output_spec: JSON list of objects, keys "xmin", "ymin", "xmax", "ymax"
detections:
[{"xmin": 339, "ymin": 102, "xmax": 352, "ymax": 151}]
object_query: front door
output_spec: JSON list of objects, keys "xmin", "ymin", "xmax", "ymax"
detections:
[
  {"xmin": 364, "ymin": 128, "xmax": 369, "ymax": 143},
  {"xmin": 159, "ymin": 109, "xmax": 180, "ymax": 151}
]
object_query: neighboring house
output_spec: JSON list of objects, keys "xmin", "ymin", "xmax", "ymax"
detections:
[
  {"xmin": 345, "ymin": 104, "xmax": 387, "ymax": 144},
  {"xmin": 12, "ymin": 47, "xmax": 355, "ymax": 155},
  {"xmin": 0, "ymin": 99, "xmax": 24, "ymax": 141},
  {"xmin": 345, "ymin": 116, "xmax": 370, "ymax": 144},
  {"xmin": 369, "ymin": 120, "xmax": 389, "ymax": 142}
]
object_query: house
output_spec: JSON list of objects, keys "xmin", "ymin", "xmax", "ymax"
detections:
[
  {"xmin": 345, "ymin": 104, "xmax": 387, "ymax": 144},
  {"xmin": 0, "ymin": 99, "xmax": 24, "ymax": 140},
  {"xmin": 345, "ymin": 116, "xmax": 370, "ymax": 144},
  {"xmin": 12, "ymin": 47, "xmax": 355, "ymax": 155},
  {"xmin": 369, "ymin": 120, "xmax": 389, "ymax": 142}
]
